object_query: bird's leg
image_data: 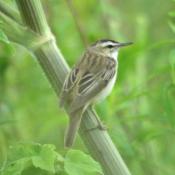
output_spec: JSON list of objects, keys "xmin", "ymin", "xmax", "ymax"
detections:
[{"xmin": 88, "ymin": 105, "xmax": 107, "ymax": 131}]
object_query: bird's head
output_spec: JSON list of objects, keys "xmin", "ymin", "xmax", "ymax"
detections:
[{"xmin": 90, "ymin": 39, "xmax": 133, "ymax": 59}]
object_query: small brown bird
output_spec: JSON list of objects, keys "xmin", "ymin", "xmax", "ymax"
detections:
[{"xmin": 60, "ymin": 39, "xmax": 132, "ymax": 147}]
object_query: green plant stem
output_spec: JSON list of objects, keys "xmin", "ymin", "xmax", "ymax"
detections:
[
  {"xmin": 66, "ymin": 0, "xmax": 88, "ymax": 47},
  {"xmin": 0, "ymin": 0, "xmax": 132, "ymax": 174},
  {"xmin": 0, "ymin": 1, "xmax": 21, "ymax": 23}
]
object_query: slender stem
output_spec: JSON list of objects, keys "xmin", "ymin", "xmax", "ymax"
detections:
[
  {"xmin": 0, "ymin": 0, "xmax": 132, "ymax": 174},
  {"xmin": 0, "ymin": 1, "xmax": 21, "ymax": 23},
  {"xmin": 66, "ymin": 0, "xmax": 88, "ymax": 47},
  {"xmin": 99, "ymin": 0, "xmax": 111, "ymax": 37},
  {"xmin": 0, "ymin": 11, "xmax": 35, "ymax": 47}
]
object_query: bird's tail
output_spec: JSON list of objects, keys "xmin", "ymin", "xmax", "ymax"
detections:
[{"xmin": 64, "ymin": 109, "xmax": 83, "ymax": 148}]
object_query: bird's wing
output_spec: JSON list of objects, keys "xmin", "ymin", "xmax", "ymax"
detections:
[
  {"xmin": 59, "ymin": 67, "xmax": 79, "ymax": 107},
  {"xmin": 69, "ymin": 54, "xmax": 116, "ymax": 113}
]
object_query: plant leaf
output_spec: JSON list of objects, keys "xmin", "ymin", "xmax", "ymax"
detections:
[
  {"xmin": 1, "ymin": 143, "xmax": 63, "ymax": 175},
  {"xmin": 31, "ymin": 144, "xmax": 58, "ymax": 173},
  {"xmin": 64, "ymin": 149, "xmax": 103, "ymax": 175}
]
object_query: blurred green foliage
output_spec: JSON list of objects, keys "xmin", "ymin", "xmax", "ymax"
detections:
[
  {"xmin": 0, "ymin": 0, "xmax": 175, "ymax": 175},
  {"xmin": 1, "ymin": 143, "xmax": 102, "ymax": 175}
]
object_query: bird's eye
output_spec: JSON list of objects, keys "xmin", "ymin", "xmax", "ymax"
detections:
[{"xmin": 106, "ymin": 45, "xmax": 113, "ymax": 48}]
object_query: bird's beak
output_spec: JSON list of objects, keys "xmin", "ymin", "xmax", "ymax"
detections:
[{"xmin": 116, "ymin": 42, "xmax": 133, "ymax": 48}]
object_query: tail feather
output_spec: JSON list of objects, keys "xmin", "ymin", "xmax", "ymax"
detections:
[{"xmin": 64, "ymin": 109, "xmax": 83, "ymax": 148}]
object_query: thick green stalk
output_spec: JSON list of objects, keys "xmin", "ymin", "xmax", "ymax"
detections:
[
  {"xmin": 16, "ymin": 0, "xmax": 50, "ymax": 35},
  {"xmin": 0, "ymin": 0, "xmax": 132, "ymax": 174}
]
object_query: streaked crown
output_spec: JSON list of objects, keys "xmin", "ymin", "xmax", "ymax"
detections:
[
  {"xmin": 91, "ymin": 39, "xmax": 133, "ymax": 50},
  {"xmin": 88, "ymin": 39, "xmax": 132, "ymax": 59}
]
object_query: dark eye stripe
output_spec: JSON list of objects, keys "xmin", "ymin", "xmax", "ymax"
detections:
[{"xmin": 106, "ymin": 45, "xmax": 113, "ymax": 48}]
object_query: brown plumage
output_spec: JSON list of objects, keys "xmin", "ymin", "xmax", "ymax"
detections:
[{"xmin": 59, "ymin": 39, "xmax": 132, "ymax": 147}]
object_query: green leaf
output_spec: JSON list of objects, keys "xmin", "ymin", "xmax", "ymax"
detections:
[
  {"xmin": 1, "ymin": 143, "xmax": 64, "ymax": 175},
  {"xmin": 1, "ymin": 158, "xmax": 30, "ymax": 175},
  {"xmin": 31, "ymin": 144, "xmax": 58, "ymax": 172},
  {"xmin": 0, "ymin": 29, "xmax": 10, "ymax": 44},
  {"xmin": 64, "ymin": 150, "xmax": 103, "ymax": 175}
]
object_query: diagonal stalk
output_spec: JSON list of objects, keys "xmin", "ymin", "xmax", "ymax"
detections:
[{"xmin": 0, "ymin": 0, "xmax": 132, "ymax": 174}]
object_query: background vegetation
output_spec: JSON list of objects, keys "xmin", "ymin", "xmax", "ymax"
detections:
[{"xmin": 0, "ymin": 0, "xmax": 175, "ymax": 174}]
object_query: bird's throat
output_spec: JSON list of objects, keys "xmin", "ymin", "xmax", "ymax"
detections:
[{"xmin": 110, "ymin": 50, "xmax": 118, "ymax": 61}]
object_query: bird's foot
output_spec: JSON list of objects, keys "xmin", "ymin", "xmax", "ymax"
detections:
[
  {"xmin": 97, "ymin": 122, "xmax": 108, "ymax": 130},
  {"xmin": 85, "ymin": 122, "xmax": 107, "ymax": 132}
]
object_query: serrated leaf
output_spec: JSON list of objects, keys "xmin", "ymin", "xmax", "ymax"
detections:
[
  {"xmin": 0, "ymin": 29, "xmax": 10, "ymax": 44},
  {"xmin": 31, "ymin": 144, "xmax": 58, "ymax": 173},
  {"xmin": 1, "ymin": 143, "xmax": 63, "ymax": 175},
  {"xmin": 64, "ymin": 150, "xmax": 103, "ymax": 175}
]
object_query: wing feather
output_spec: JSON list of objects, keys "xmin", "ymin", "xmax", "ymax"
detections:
[
  {"xmin": 60, "ymin": 52, "xmax": 116, "ymax": 112},
  {"xmin": 59, "ymin": 68, "xmax": 79, "ymax": 107},
  {"xmin": 69, "ymin": 60, "xmax": 116, "ymax": 112}
]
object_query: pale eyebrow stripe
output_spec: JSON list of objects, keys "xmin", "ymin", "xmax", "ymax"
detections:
[{"xmin": 101, "ymin": 41, "xmax": 116, "ymax": 47}]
